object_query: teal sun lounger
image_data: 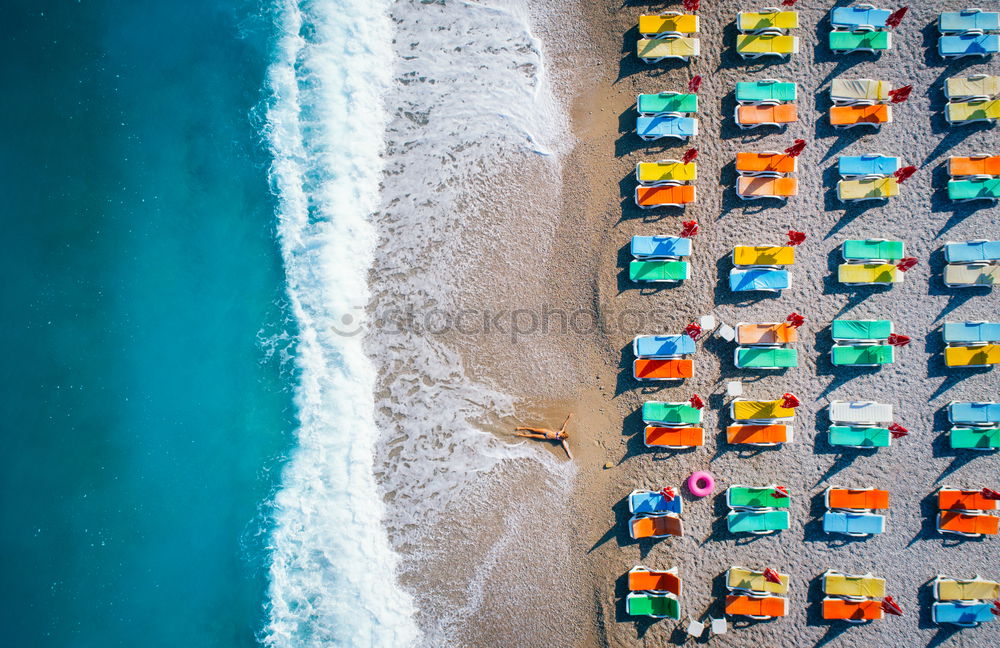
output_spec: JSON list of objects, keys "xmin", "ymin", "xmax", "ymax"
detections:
[
  {"xmin": 948, "ymin": 178, "xmax": 1000, "ymax": 202},
  {"xmin": 627, "ymin": 592, "xmax": 680, "ymax": 619},
  {"xmin": 736, "ymin": 347, "xmax": 798, "ymax": 369},
  {"xmin": 642, "ymin": 401, "xmax": 703, "ymax": 426},
  {"xmin": 832, "ymin": 319, "xmax": 893, "ymax": 341},
  {"xmin": 829, "ymin": 426, "xmax": 892, "ymax": 448},
  {"xmin": 950, "ymin": 427, "xmax": 1000, "ymax": 450},
  {"xmin": 843, "ymin": 239, "xmax": 904, "ymax": 261},
  {"xmin": 630, "ymin": 260, "xmax": 689, "ymax": 283},
  {"xmin": 735, "ymin": 81, "xmax": 797, "ymax": 103},
  {"xmin": 637, "ymin": 92, "xmax": 698, "ymax": 116},
  {"xmin": 830, "ymin": 30, "xmax": 891, "ymax": 53},
  {"xmin": 727, "ymin": 510, "xmax": 790, "ymax": 534},
  {"xmin": 832, "ymin": 344, "xmax": 894, "ymax": 366}
]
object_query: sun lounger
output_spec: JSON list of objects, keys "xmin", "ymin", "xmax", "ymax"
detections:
[
  {"xmin": 838, "ymin": 154, "xmax": 900, "ymax": 177},
  {"xmin": 830, "ymin": 30, "xmax": 891, "ymax": 53},
  {"xmin": 843, "ymin": 239, "xmax": 904, "ymax": 262},
  {"xmin": 738, "ymin": 10, "xmax": 799, "ymax": 33},
  {"xmin": 938, "ymin": 488, "xmax": 999, "ymax": 512},
  {"xmin": 735, "ymin": 80, "xmax": 797, "ymax": 104},
  {"xmin": 733, "ymin": 246, "xmax": 795, "ymax": 267},
  {"xmin": 823, "ymin": 511, "xmax": 886, "ymax": 536},
  {"xmin": 727, "ymin": 424, "xmax": 793, "ymax": 445},
  {"xmin": 831, "ymin": 6, "xmax": 891, "ymax": 30},
  {"xmin": 829, "ymin": 400, "xmax": 893, "ymax": 424},
  {"xmin": 633, "ymin": 358, "xmax": 694, "ymax": 380},
  {"xmin": 736, "ymin": 151, "xmax": 797, "ymax": 175},
  {"xmin": 933, "ymin": 601, "xmax": 995, "ymax": 626},
  {"xmin": 639, "ymin": 12, "xmax": 699, "ymax": 37},
  {"xmin": 736, "ymin": 33, "xmax": 799, "ymax": 59},
  {"xmin": 949, "ymin": 426, "xmax": 1000, "ymax": 450},
  {"xmin": 643, "ymin": 401, "xmax": 703, "ymax": 425},
  {"xmin": 823, "ymin": 598, "xmax": 884, "ymax": 622},
  {"xmin": 832, "ymin": 344, "xmax": 894, "ymax": 366},
  {"xmin": 725, "ymin": 595, "xmax": 788, "ymax": 619},
  {"xmin": 634, "ymin": 334, "xmax": 696, "ymax": 358},
  {"xmin": 823, "ymin": 570, "xmax": 887, "ymax": 598},
  {"xmin": 948, "ymin": 401, "xmax": 1000, "ymax": 425},
  {"xmin": 939, "ymin": 9, "xmax": 1000, "ymax": 33},
  {"xmin": 727, "ymin": 567, "xmax": 790, "ymax": 595},
  {"xmin": 631, "ymin": 235, "xmax": 692, "ymax": 259},
  {"xmin": 727, "ymin": 510, "xmax": 790, "ymax": 534},
  {"xmin": 627, "ymin": 591, "xmax": 681, "ymax": 619},
  {"xmin": 731, "ymin": 398, "xmax": 795, "ymax": 421},
  {"xmin": 629, "ymin": 489, "xmax": 684, "ymax": 515},
  {"xmin": 939, "ymin": 33, "xmax": 1000, "ymax": 59},
  {"xmin": 948, "ymin": 178, "xmax": 1000, "ymax": 202},
  {"xmin": 729, "ymin": 268, "xmax": 790, "ymax": 292},
  {"xmin": 630, "ymin": 513, "xmax": 684, "ymax": 539},
  {"xmin": 829, "ymin": 426, "xmax": 892, "ymax": 448},
  {"xmin": 629, "ymin": 566, "xmax": 681, "ymax": 595},
  {"xmin": 831, "ymin": 78, "xmax": 890, "ymax": 104},
  {"xmin": 946, "ymin": 74, "xmax": 1000, "ymax": 100},
  {"xmin": 630, "ymin": 260, "xmax": 690, "ymax": 282},
  {"xmin": 944, "ymin": 344, "xmax": 1000, "ymax": 367},
  {"xmin": 637, "ymin": 92, "xmax": 698, "ymax": 116},
  {"xmin": 830, "ymin": 104, "xmax": 892, "ymax": 129},
  {"xmin": 943, "ymin": 322, "xmax": 1000, "ymax": 344},
  {"xmin": 635, "ymin": 184, "xmax": 696, "ymax": 208},
  {"xmin": 644, "ymin": 426, "xmax": 705, "ymax": 448},
  {"xmin": 735, "ymin": 103, "xmax": 798, "ymax": 129},
  {"xmin": 736, "ymin": 176, "xmax": 798, "ymax": 201},
  {"xmin": 946, "ymin": 99, "xmax": 1000, "ymax": 124},
  {"xmin": 638, "ymin": 37, "xmax": 700, "ymax": 62},
  {"xmin": 937, "ymin": 511, "xmax": 1000, "ymax": 537},
  {"xmin": 827, "ymin": 488, "xmax": 889, "ymax": 511},
  {"xmin": 838, "ymin": 264, "xmax": 902, "ymax": 285},
  {"xmin": 948, "ymin": 156, "xmax": 1000, "ymax": 178},
  {"xmin": 728, "ymin": 485, "xmax": 790, "ymax": 509},
  {"xmin": 837, "ymin": 177, "xmax": 899, "ymax": 202},
  {"xmin": 636, "ymin": 115, "xmax": 699, "ymax": 140},
  {"xmin": 832, "ymin": 319, "xmax": 893, "ymax": 341},
  {"xmin": 735, "ymin": 348, "xmax": 799, "ymax": 370},
  {"xmin": 944, "ymin": 263, "xmax": 1000, "ymax": 286},
  {"xmin": 635, "ymin": 161, "xmax": 697, "ymax": 185},
  {"xmin": 735, "ymin": 322, "xmax": 798, "ymax": 345},
  {"xmin": 934, "ymin": 575, "xmax": 1000, "ymax": 601}
]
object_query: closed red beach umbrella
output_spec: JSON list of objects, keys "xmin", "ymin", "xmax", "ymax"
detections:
[{"xmin": 886, "ymin": 7, "xmax": 908, "ymax": 28}]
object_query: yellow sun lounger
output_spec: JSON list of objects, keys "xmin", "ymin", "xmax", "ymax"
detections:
[
  {"xmin": 934, "ymin": 575, "xmax": 1000, "ymax": 601},
  {"xmin": 731, "ymin": 398, "xmax": 796, "ymax": 421},
  {"xmin": 838, "ymin": 263, "xmax": 902, "ymax": 285},
  {"xmin": 943, "ymin": 264, "xmax": 1000, "ymax": 287},
  {"xmin": 831, "ymin": 78, "xmax": 890, "ymax": 104},
  {"xmin": 639, "ymin": 13, "xmax": 700, "ymax": 37},
  {"xmin": 946, "ymin": 99, "xmax": 1000, "ymax": 125},
  {"xmin": 946, "ymin": 74, "xmax": 1000, "ymax": 101},
  {"xmin": 736, "ymin": 33, "xmax": 799, "ymax": 58},
  {"xmin": 823, "ymin": 570, "xmax": 886, "ymax": 599},
  {"xmin": 733, "ymin": 246, "xmax": 795, "ymax": 266},
  {"xmin": 945, "ymin": 344, "xmax": 1000, "ymax": 367},
  {"xmin": 737, "ymin": 176, "xmax": 798, "ymax": 200},
  {"xmin": 738, "ymin": 10, "xmax": 799, "ymax": 33},
  {"xmin": 727, "ymin": 566, "xmax": 790, "ymax": 595},
  {"xmin": 636, "ymin": 161, "xmax": 697, "ymax": 185},
  {"xmin": 837, "ymin": 177, "xmax": 899, "ymax": 202},
  {"xmin": 638, "ymin": 37, "xmax": 700, "ymax": 62}
]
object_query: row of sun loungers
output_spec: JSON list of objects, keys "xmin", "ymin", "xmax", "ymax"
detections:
[
  {"xmin": 937, "ymin": 486, "xmax": 1000, "ymax": 538},
  {"xmin": 734, "ymin": 322, "xmax": 799, "ymax": 370},
  {"xmin": 944, "ymin": 321, "xmax": 1000, "ymax": 368},
  {"xmin": 837, "ymin": 154, "xmax": 900, "ymax": 202},
  {"xmin": 729, "ymin": 397, "xmax": 794, "ymax": 446},
  {"xmin": 637, "ymin": 12, "xmax": 700, "ymax": 63},
  {"xmin": 626, "ymin": 566, "xmax": 681, "ymax": 619},
  {"xmin": 628, "ymin": 488, "xmax": 684, "ymax": 542},
  {"xmin": 945, "ymin": 74, "xmax": 1000, "ymax": 125},
  {"xmin": 636, "ymin": 91, "xmax": 698, "ymax": 142},
  {"xmin": 938, "ymin": 9, "xmax": 1000, "ymax": 59},
  {"xmin": 948, "ymin": 154, "xmax": 1000, "ymax": 203},
  {"xmin": 730, "ymin": 245, "xmax": 793, "ymax": 291},
  {"xmin": 823, "ymin": 570, "xmax": 886, "ymax": 622},
  {"xmin": 736, "ymin": 151, "xmax": 798, "ymax": 201},
  {"xmin": 933, "ymin": 574, "xmax": 1000, "ymax": 627},
  {"xmin": 632, "ymin": 334, "xmax": 695, "ymax": 381},
  {"xmin": 830, "ymin": 5, "xmax": 893, "ymax": 54},
  {"xmin": 735, "ymin": 80, "xmax": 797, "ymax": 129},
  {"xmin": 829, "ymin": 400, "xmax": 894, "ymax": 448},
  {"xmin": 629, "ymin": 235, "xmax": 691, "ymax": 283},
  {"xmin": 642, "ymin": 400, "xmax": 705, "ymax": 449},
  {"xmin": 949, "ymin": 401, "xmax": 1000, "ymax": 450},
  {"xmin": 737, "ymin": 8, "xmax": 799, "ymax": 59},
  {"xmin": 727, "ymin": 485, "xmax": 790, "ymax": 535},
  {"xmin": 824, "ymin": 487, "xmax": 888, "ymax": 537},
  {"xmin": 831, "ymin": 319, "xmax": 896, "ymax": 366},
  {"xmin": 838, "ymin": 238, "xmax": 905, "ymax": 285},
  {"xmin": 829, "ymin": 77, "xmax": 893, "ymax": 128}
]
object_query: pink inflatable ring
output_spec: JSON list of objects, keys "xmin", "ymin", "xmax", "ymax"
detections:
[{"xmin": 688, "ymin": 471, "xmax": 715, "ymax": 497}]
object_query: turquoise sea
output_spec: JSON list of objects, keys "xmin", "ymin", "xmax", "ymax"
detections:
[{"xmin": 1, "ymin": 1, "xmax": 293, "ymax": 645}]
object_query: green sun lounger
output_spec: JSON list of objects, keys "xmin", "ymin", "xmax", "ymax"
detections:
[
  {"xmin": 735, "ymin": 81, "xmax": 797, "ymax": 104},
  {"xmin": 728, "ymin": 486, "xmax": 790, "ymax": 509},
  {"xmin": 829, "ymin": 426, "xmax": 891, "ymax": 448},
  {"xmin": 832, "ymin": 319, "xmax": 893, "ymax": 341},
  {"xmin": 948, "ymin": 179, "xmax": 1000, "ymax": 202},
  {"xmin": 727, "ymin": 510, "xmax": 790, "ymax": 534},
  {"xmin": 842, "ymin": 239, "xmax": 904, "ymax": 261},
  {"xmin": 736, "ymin": 347, "xmax": 798, "ymax": 369},
  {"xmin": 637, "ymin": 92, "xmax": 698, "ymax": 116},
  {"xmin": 950, "ymin": 427, "xmax": 1000, "ymax": 450},
  {"xmin": 829, "ymin": 30, "xmax": 891, "ymax": 53},
  {"xmin": 642, "ymin": 401, "xmax": 702, "ymax": 425},
  {"xmin": 832, "ymin": 344, "xmax": 894, "ymax": 366},
  {"xmin": 629, "ymin": 260, "xmax": 689, "ymax": 283},
  {"xmin": 627, "ymin": 592, "xmax": 681, "ymax": 619}
]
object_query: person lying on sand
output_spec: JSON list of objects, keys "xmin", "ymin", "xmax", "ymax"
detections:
[{"xmin": 513, "ymin": 413, "xmax": 573, "ymax": 459}]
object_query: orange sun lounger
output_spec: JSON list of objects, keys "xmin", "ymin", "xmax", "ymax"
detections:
[
  {"xmin": 628, "ymin": 566, "xmax": 681, "ymax": 594},
  {"xmin": 949, "ymin": 155, "xmax": 1000, "ymax": 177},
  {"xmin": 725, "ymin": 595, "xmax": 788, "ymax": 618},
  {"xmin": 827, "ymin": 488, "xmax": 890, "ymax": 510},
  {"xmin": 938, "ymin": 489, "xmax": 1000, "ymax": 511},
  {"xmin": 630, "ymin": 514, "xmax": 684, "ymax": 539},
  {"xmin": 938, "ymin": 511, "xmax": 1000, "ymax": 536},
  {"xmin": 737, "ymin": 176, "xmax": 798, "ymax": 199},
  {"xmin": 736, "ymin": 323, "xmax": 799, "ymax": 345},
  {"xmin": 736, "ymin": 103, "xmax": 798, "ymax": 128},
  {"xmin": 635, "ymin": 184, "xmax": 696, "ymax": 208},
  {"xmin": 727, "ymin": 424, "xmax": 791, "ymax": 445},
  {"xmin": 644, "ymin": 426, "xmax": 705, "ymax": 447},
  {"xmin": 830, "ymin": 104, "xmax": 891, "ymax": 128},
  {"xmin": 823, "ymin": 598, "xmax": 883, "ymax": 622},
  {"xmin": 736, "ymin": 152, "xmax": 797, "ymax": 175},
  {"xmin": 634, "ymin": 358, "xmax": 694, "ymax": 381}
]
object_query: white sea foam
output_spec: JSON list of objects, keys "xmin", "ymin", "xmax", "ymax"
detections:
[{"xmin": 261, "ymin": 0, "xmax": 421, "ymax": 646}]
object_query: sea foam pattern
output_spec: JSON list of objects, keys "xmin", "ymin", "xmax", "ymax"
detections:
[{"xmin": 262, "ymin": 1, "xmax": 420, "ymax": 646}]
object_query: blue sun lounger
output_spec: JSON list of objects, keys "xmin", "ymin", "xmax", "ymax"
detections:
[
  {"xmin": 943, "ymin": 322, "xmax": 1000, "ymax": 344},
  {"xmin": 636, "ymin": 115, "xmax": 698, "ymax": 141},
  {"xmin": 631, "ymin": 235, "xmax": 692, "ymax": 259},
  {"xmin": 940, "ymin": 33, "xmax": 1000, "ymax": 59},
  {"xmin": 945, "ymin": 240, "xmax": 1000, "ymax": 263},
  {"xmin": 939, "ymin": 9, "xmax": 1000, "ymax": 33},
  {"xmin": 832, "ymin": 6, "xmax": 891, "ymax": 30},
  {"xmin": 629, "ymin": 489, "xmax": 684, "ymax": 515},
  {"xmin": 933, "ymin": 601, "xmax": 996, "ymax": 627},
  {"xmin": 823, "ymin": 511, "xmax": 886, "ymax": 536},
  {"xmin": 949, "ymin": 401, "xmax": 1000, "ymax": 425},
  {"xmin": 633, "ymin": 335, "xmax": 696, "ymax": 358},
  {"xmin": 838, "ymin": 154, "xmax": 899, "ymax": 177},
  {"xmin": 729, "ymin": 268, "xmax": 789, "ymax": 292}
]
